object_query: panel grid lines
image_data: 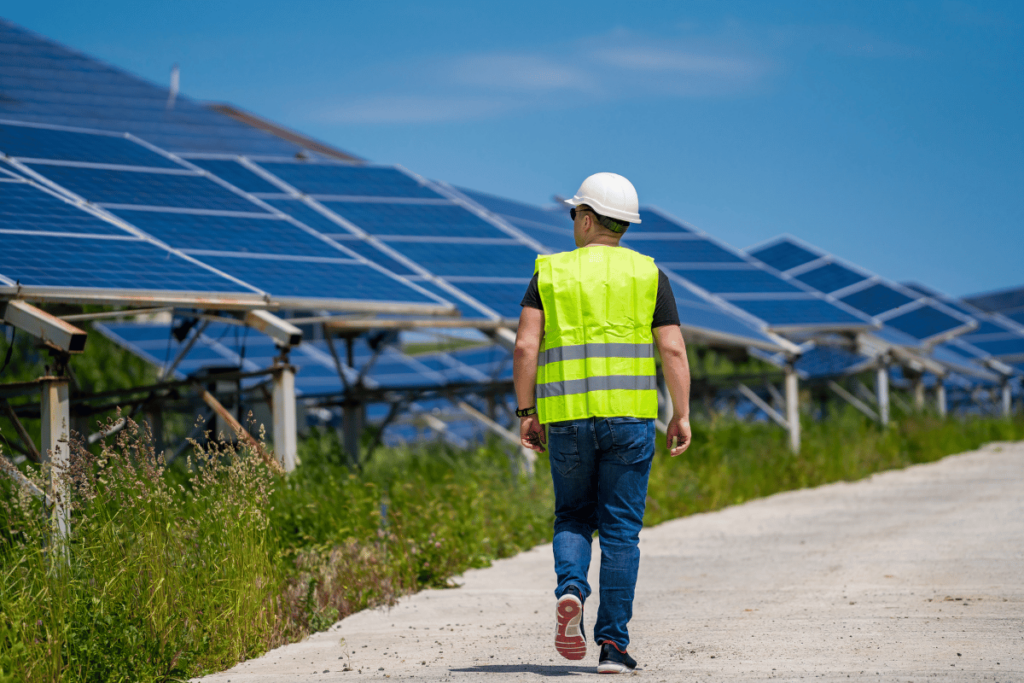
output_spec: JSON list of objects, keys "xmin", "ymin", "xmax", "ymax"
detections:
[{"xmin": 1, "ymin": 122, "xmax": 451, "ymax": 311}]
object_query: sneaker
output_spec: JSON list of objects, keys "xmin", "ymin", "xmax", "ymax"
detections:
[
  {"xmin": 597, "ymin": 642, "xmax": 637, "ymax": 674},
  {"xmin": 554, "ymin": 590, "xmax": 587, "ymax": 660}
]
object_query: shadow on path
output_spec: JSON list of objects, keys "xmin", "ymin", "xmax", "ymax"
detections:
[{"xmin": 449, "ymin": 664, "xmax": 596, "ymax": 676}]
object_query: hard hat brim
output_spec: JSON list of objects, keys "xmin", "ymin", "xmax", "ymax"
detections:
[{"xmin": 564, "ymin": 195, "xmax": 641, "ymax": 224}]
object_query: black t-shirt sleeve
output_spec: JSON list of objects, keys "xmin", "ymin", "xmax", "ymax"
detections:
[
  {"xmin": 652, "ymin": 269, "xmax": 681, "ymax": 328},
  {"xmin": 521, "ymin": 269, "xmax": 679, "ymax": 327},
  {"xmin": 521, "ymin": 273, "xmax": 542, "ymax": 310}
]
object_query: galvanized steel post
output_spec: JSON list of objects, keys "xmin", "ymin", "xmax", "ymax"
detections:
[
  {"xmin": 912, "ymin": 375, "xmax": 925, "ymax": 411},
  {"xmin": 1001, "ymin": 379, "xmax": 1012, "ymax": 418},
  {"xmin": 272, "ymin": 364, "xmax": 297, "ymax": 472},
  {"xmin": 936, "ymin": 381, "xmax": 947, "ymax": 417},
  {"xmin": 40, "ymin": 378, "xmax": 70, "ymax": 544},
  {"xmin": 785, "ymin": 364, "xmax": 800, "ymax": 453},
  {"xmin": 875, "ymin": 362, "xmax": 890, "ymax": 426}
]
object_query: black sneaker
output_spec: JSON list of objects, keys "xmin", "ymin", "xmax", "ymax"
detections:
[
  {"xmin": 597, "ymin": 642, "xmax": 637, "ymax": 674},
  {"xmin": 554, "ymin": 588, "xmax": 587, "ymax": 660}
]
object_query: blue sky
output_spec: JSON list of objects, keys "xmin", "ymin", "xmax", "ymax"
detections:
[{"xmin": 5, "ymin": 0, "xmax": 1022, "ymax": 297}]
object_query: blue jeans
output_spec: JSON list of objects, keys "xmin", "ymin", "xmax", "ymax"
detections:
[{"xmin": 547, "ymin": 416, "xmax": 655, "ymax": 651}]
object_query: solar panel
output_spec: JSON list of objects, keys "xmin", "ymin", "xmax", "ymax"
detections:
[
  {"xmin": 0, "ymin": 175, "xmax": 264, "ymax": 306},
  {"xmin": 745, "ymin": 236, "xmax": 977, "ymax": 344},
  {"xmin": 178, "ymin": 154, "xmax": 551, "ymax": 322},
  {"xmin": 317, "ymin": 201, "xmax": 509, "ymax": 238},
  {"xmin": 673, "ymin": 268, "xmax": 804, "ymax": 294},
  {"xmin": 22, "ymin": 164, "xmax": 260, "ymax": 211},
  {"xmin": 96, "ymin": 321, "xmax": 514, "ymax": 402},
  {"xmin": 619, "ymin": 209, "xmax": 875, "ymax": 335},
  {"xmin": 185, "ymin": 158, "xmax": 283, "ymax": 194},
  {"xmin": 728, "ymin": 298, "xmax": 867, "ymax": 326},
  {"xmin": 457, "ymin": 187, "xmax": 577, "ymax": 252},
  {"xmin": 258, "ymin": 161, "xmax": 442, "ymax": 198},
  {"xmin": 0, "ymin": 120, "xmax": 179, "ymax": 168},
  {"xmin": 0, "ymin": 20, "xmax": 349, "ymax": 157},
  {"xmin": 839, "ymin": 283, "xmax": 916, "ymax": 317},
  {"xmin": 748, "ymin": 240, "xmax": 819, "ymax": 272},
  {"xmin": 112, "ymin": 210, "xmax": 332, "ymax": 256},
  {"xmin": 1, "ymin": 120, "xmax": 453, "ymax": 313},
  {"xmin": 0, "ymin": 179, "xmax": 123, "ymax": 235},
  {"xmin": 453, "ymin": 191, "xmax": 861, "ymax": 348},
  {"xmin": 884, "ymin": 305, "xmax": 968, "ymax": 341},
  {"xmin": 377, "ymin": 240, "xmax": 537, "ymax": 278},
  {"xmin": 752, "ymin": 345, "xmax": 873, "ymax": 380},
  {"xmin": 794, "ymin": 262, "xmax": 868, "ymax": 294}
]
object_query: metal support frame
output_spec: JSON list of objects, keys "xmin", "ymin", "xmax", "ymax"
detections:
[
  {"xmin": 490, "ymin": 327, "xmax": 517, "ymax": 352},
  {"xmin": 244, "ymin": 309, "xmax": 302, "ymax": 348},
  {"xmin": 765, "ymin": 381, "xmax": 785, "ymax": 412},
  {"xmin": 912, "ymin": 374, "xmax": 926, "ymax": 411},
  {"xmin": 272, "ymin": 364, "xmax": 297, "ymax": 472},
  {"xmin": 785, "ymin": 364, "xmax": 800, "ymax": 453},
  {"xmin": 829, "ymin": 380, "xmax": 880, "ymax": 422},
  {"xmin": 1001, "ymin": 379, "xmax": 1012, "ymax": 418},
  {"xmin": 737, "ymin": 383, "xmax": 790, "ymax": 429},
  {"xmin": 0, "ymin": 300, "xmax": 87, "ymax": 353},
  {"xmin": 40, "ymin": 378, "xmax": 70, "ymax": 544},
  {"xmin": 455, "ymin": 399, "xmax": 535, "ymax": 474},
  {"xmin": 875, "ymin": 362, "xmax": 890, "ymax": 426},
  {"xmin": 1, "ymin": 397, "xmax": 42, "ymax": 462},
  {"xmin": 160, "ymin": 319, "xmax": 209, "ymax": 380},
  {"xmin": 195, "ymin": 384, "xmax": 277, "ymax": 469},
  {"xmin": 936, "ymin": 381, "xmax": 947, "ymax": 418}
]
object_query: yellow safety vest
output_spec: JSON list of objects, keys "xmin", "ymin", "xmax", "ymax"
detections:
[{"xmin": 535, "ymin": 246, "xmax": 659, "ymax": 423}]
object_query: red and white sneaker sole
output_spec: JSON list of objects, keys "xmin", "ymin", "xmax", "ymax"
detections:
[{"xmin": 554, "ymin": 594, "xmax": 587, "ymax": 660}]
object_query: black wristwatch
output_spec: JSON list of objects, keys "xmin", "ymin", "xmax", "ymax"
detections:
[{"xmin": 515, "ymin": 406, "xmax": 537, "ymax": 418}]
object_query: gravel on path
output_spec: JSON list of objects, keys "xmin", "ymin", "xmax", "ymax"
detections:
[{"xmin": 200, "ymin": 440, "xmax": 1024, "ymax": 682}]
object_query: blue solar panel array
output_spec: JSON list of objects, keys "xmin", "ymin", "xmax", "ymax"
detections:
[
  {"xmin": 0, "ymin": 172, "xmax": 261, "ymax": 300},
  {"xmin": 95, "ymin": 321, "xmax": 516, "ymax": 447},
  {"xmin": 899, "ymin": 282, "xmax": 1024, "ymax": 365},
  {"xmin": 0, "ymin": 19, "xmax": 339, "ymax": 157},
  {"xmin": 181, "ymin": 154, "xmax": 549, "ymax": 321},
  {"xmin": 614, "ymin": 208, "xmax": 874, "ymax": 335},
  {"xmin": 456, "ymin": 188, "xmax": 800, "ymax": 351},
  {"xmin": 0, "ymin": 121, "xmax": 450, "ymax": 312},
  {"xmin": 748, "ymin": 236, "xmax": 977, "ymax": 345},
  {"xmin": 964, "ymin": 285, "xmax": 1024, "ymax": 327}
]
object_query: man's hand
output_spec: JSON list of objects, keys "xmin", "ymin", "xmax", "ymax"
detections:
[
  {"xmin": 520, "ymin": 415, "xmax": 546, "ymax": 453},
  {"xmin": 666, "ymin": 416, "xmax": 691, "ymax": 457}
]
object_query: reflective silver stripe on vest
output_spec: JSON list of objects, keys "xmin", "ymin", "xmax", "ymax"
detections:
[
  {"xmin": 537, "ymin": 342, "xmax": 654, "ymax": 367},
  {"xmin": 536, "ymin": 374, "xmax": 658, "ymax": 399}
]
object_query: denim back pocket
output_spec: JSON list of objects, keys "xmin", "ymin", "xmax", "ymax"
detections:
[
  {"xmin": 606, "ymin": 417, "xmax": 652, "ymax": 465},
  {"xmin": 547, "ymin": 424, "xmax": 581, "ymax": 476}
]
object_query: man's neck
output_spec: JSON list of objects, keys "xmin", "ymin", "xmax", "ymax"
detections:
[{"xmin": 581, "ymin": 236, "xmax": 622, "ymax": 248}]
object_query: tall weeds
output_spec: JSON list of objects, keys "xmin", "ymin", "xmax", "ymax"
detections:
[
  {"xmin": 0, "ymin": 408, "xmax": 1021, "ymax": 682},
  {"xmin": 0, "ymin": 416, "xmax": 279, "ymax": 682}
]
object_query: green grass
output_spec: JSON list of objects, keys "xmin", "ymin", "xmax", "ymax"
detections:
[{"xmin": 1, "ymin": 407, "xmax": 1022, "ymax": 682}]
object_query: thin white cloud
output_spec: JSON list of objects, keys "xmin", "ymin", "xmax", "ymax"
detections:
[
  {"xmin": 447, "ymin": 53, "xmax": 594, "ymax": 92},
  {"xmin": 313, "ymin": 94, "xmax": 516, "ymax": 124},
  {"xmin": 306, "ymin": 21, "xmax": 918, "ymax": 126},
  {"xmin": 595, "ymin": 47, "xmax": 767, "ymax": 77}
]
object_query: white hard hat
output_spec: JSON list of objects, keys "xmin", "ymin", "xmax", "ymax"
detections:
[{"xmin": 564, "ymin": 172, "xmax": 641, "ymax": 224}]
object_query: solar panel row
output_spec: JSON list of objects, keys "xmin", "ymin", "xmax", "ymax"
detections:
[
  {"xmin": 95, "ymin": 321, "xmax": 512, "ymax": 398},
  {"xmin": 748, "ymin": 235, "xmax": 977, "ymax": 344},
  {"xmin": 183, "ymin": 154, "xmax": 546, "ymax": 321},
  {"xmin": 0, "ymin": 172, "xmax": 264, "ymax": 305},
  {"xmin": 0, "ymin": 120, "xmax": 452, "ymax": 313}
]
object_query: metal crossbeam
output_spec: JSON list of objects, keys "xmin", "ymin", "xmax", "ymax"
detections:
[
  {"xmin": 829, "ymin": 381, "xmax": 880, "ymax": 422},
  {"xmin": 0, "ymin": 300, "xmax": 87, "ymax": 353},
  {"xmin": 737, "ymin": 383, "xmax": 790, "ymax": 429}
]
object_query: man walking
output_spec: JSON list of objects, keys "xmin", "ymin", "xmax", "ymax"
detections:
[{"xmin": 513, "ymin": 172, "xmax": 692, "ymax": 674}]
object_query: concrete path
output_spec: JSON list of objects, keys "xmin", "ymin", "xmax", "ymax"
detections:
[{"xmin": 202, "ymin": 441, "xmax": 1024, "ymax": 682}]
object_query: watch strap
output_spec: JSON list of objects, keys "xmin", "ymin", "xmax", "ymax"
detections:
[{"xmin": 515, "ymin": 406, "xmax": 537, "ymax": 418}]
